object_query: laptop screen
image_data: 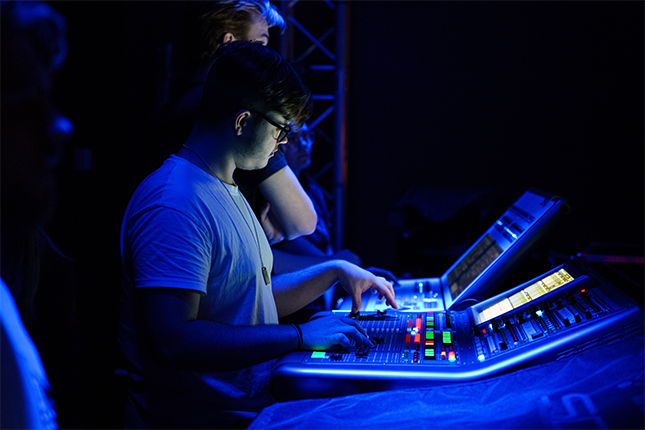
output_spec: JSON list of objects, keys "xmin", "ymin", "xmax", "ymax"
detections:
[
  {"xmin": 447, "ymin": 234, "xmax": 504, "ymax": 299},
  {"xmin": 442, "ymin": 189, "xmax": 569, "ymax": 309}
]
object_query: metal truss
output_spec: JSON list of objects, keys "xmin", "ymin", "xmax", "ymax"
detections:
[{"xmin": 277, "ymin": 0, "xmax": 349, "ymax": 250}]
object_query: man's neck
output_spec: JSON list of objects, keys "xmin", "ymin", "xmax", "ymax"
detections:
[{"xmin": 180, "ymin": 130, "xmax": 236, "ymax": 184}]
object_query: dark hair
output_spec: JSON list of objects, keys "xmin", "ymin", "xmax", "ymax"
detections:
[
  {"xmin": 199, "ymin": 40, "xmax": 312, "ymax": 127},
  {"xmin": 185, "ymin": 0, "xmax": 285, "ymax": 62}
]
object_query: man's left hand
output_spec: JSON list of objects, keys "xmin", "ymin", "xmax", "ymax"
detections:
[{"xmin": 336, "ymin": 261, "xmax": 398, "ymax": 314}]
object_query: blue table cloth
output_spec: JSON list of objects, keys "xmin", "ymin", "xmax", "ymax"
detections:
[{"xmin": 252, "ymin": 335, "xmax": 644, "ymax": 429}]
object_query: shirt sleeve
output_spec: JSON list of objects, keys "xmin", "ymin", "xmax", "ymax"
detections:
[{"xmin": 126, "ymin": 206, "xmax": 214, "ymax": 294}]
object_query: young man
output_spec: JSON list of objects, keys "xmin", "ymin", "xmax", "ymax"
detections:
[
  {"xmin": 150, "ymin": 0, "xmax": 317, "ymax": 244},
  {"xmin": 119, "ymin": 41, "xmax": 397, "ymax": 429}
]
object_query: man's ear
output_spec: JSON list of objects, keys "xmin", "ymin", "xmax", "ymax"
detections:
[
  {"xmin": 210, "ymin": 34, "xmax": 236, "ymax": 57},
  {"xmin": 222, "ymin": 32, "xmax": 236, "ymax": 44},
  {"xmin": 234, "ymin": 110, "xmax": 252, "ymax": 136}
]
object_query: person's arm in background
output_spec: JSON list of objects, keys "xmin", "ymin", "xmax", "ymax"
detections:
[{"xmin": 258, "ymin": 165, "xmax": 316, "ymax": 240}]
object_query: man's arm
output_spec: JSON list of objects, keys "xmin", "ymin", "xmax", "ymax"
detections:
[
  {"xmin": 139, "ymin": 286, "xmax": 375, "ymax": 373},
  {"xmin": 272, "ymin": 248, "xmax": 361, "ymax": 275},
  {"xmin": 272, "ymin": 260, "xmax": 398, "ymax": 317},
  {"xmin": 273, "ymin": 247, "xmax": 399, "ymax": 286},
  {"xmin": 258, "ymin": 166, "xmax": 317, "ymax": 239}
]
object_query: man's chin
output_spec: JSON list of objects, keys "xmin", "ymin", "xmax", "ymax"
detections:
[{"xmin": 237, "ymin": 160, "xmax": 269, "ymax": 171}]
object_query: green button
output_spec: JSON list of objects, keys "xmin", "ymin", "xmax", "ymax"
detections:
[
  {"xmin": 427, "ymin": 331, "xmax": 435, "ymax": 339},
  {"xmin": 443, "ymin": 331, "xmax": 452, "ymax": 343},
  {"xmin": 311, "ymin": 351, "xmax": 326, "ymax": 358}
]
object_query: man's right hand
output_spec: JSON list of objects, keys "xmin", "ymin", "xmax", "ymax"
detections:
[{"xmin": 299, "ymin": 314, "xmax": 374, "ymax": 350}]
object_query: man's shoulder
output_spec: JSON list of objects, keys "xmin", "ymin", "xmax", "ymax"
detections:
[{"xmin": 129, "ymin": 157, "xmax": 225, "ymax": 218}]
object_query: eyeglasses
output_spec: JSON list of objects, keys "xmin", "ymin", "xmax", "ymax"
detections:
[{"xmin": 252, "ymin": 111, "xmax": 292, "ymax": 142}]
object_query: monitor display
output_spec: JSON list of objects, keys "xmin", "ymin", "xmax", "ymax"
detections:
[
  {"xmin": 474, "ymin": 268, "xmax": 575, "ymax": 325},
  {"xmin": 448, "ymin": 234, "xmax": 503, "ymax": 299}
]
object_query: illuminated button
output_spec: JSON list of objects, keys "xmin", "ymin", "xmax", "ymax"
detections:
[
  {"xmin": 425, "ymin": 331, "xmax": 435, "ymax": 346},
  {"xmin": 442, "ymin": 331, "xmax": 452, "ymax": 343},
  {"xmin": 426, "ymin": 312, "xmax": 435, "ymax": 327},
  {"xmin": 448, "ymin": 351, "xmax": 456, "ymax": 362},
  {"xmin": 414, "ymin": 333, "xmax": 421, "ymax": 350},
  {"xmin": 311, "ymin": 351, "xmax": 326, "ymax": 359},
  {"xmin": 425, "ymin": 348, "xmax": 435, "ymax": 358},
  {"xmin": 477, "ymin": 354, "xmax": 485, "ymax": 362},
  {"xmin": 405, "ymin": 333, "xmax": 411, "ymax": 349}
]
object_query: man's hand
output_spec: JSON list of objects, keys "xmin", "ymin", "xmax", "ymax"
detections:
[
  {"xmin": 336, "ymin": 261, "xmax": 398, "ymax": 314},
  {"xmin": 300, "ymin": 314, "xmax": 374, "ymax": 350},
  {"xmin": 258, "ymin": 201, "xmax": 284, "ymax": 245}
]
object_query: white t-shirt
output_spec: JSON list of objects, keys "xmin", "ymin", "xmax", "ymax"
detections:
[
  {"xmin": 1, "ymin": 278, "xmax": 58, "ymax": 429},
  {"xmin": 119, "ymin": 155, "xmax": 278, "ymax": 428}
]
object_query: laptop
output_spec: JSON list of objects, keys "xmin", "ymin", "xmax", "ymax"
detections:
[{"xmin": 338, "ymin": 188, "xmax": 569, "ymax": 312}]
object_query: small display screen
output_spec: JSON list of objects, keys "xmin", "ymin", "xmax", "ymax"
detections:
[
  {"xmin": 474, "ymin": 268, "xmax": 575, "ymax": 325},
  {"xmin": 448, "ymin": 234, "xmax": 503, "ymax": 299}
]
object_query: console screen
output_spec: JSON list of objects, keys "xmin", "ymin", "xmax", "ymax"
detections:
[
  {"xmin": 474, "ymin": 268, "xmax": 575, "ymax": 325},
  {"xmin": 448, "ymin": 234, "xmax": 503, "ymax": 299}
]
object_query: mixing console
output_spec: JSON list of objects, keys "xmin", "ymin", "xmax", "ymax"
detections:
[
  {"xmin": 271, "ymin": 262, "xmax": 643, "ymax": 401},
  {"xmin": 303, "ymin": 310, "xmax": 465, "ymax": 366}
]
